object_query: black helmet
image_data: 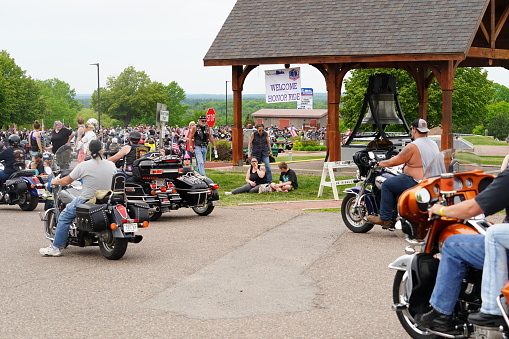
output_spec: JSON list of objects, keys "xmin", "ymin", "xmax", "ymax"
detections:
[
  {"xmin": 8, "ymin": 134, "xmax": 20, "ymax": 146},
  {"xmin": 129, "ymin": 130, "xmax": 141, "ymax": 142}
]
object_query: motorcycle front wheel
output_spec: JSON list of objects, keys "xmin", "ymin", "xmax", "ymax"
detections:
[
  {"xmin": 393, "ymin": 270, "xmax": 438, "ymax": 339},
  {"xmin": 192, "ymin": 203, "xmax": 214, "ymax": 216},
  {"xmin": 19, "ymin": 191, "xmax": 38, "ymax": 211},
  {"xmin": 341, "ymin": 193, "xmax": 374, "ymax": 233},
  {"xmin": 44, "ymin": 208, "xmax": 57, "ymax": 240},
  {"xmin": 98, "ymin": 230, "xmax": 128, "ymax": 260}
]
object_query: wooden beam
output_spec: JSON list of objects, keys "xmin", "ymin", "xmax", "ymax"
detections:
[
  {"xmin": 480, "ymin": 21, "xmax": 490, "ymax": 44},
  {"xmin": 494, "ymin": 5, "xmax": 509, "ymax": 41},
  {"xmin": 204, "ymin": 53, "xmax": 465, "ymax": 67},
  {"xmin": 468, "ymin": 46, "xmax": 509, "ymax": 59}
]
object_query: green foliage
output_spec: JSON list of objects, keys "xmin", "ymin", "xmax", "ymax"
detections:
[
  {"xmin": 0, "ymin": 50, "xmax": 45, "ymax": 128},
  {"xmin": 215, "ymin": 141, "xmax": 232, "ymax": 161},
  {"xmin": 94, "ymin": 66, "xmax": 167, "ymax": 127},
  {"xmin": 341, "ymin": 68, "xmax": 494, "ymax": 133},
  {"xmin": 164, "ymin": 81, "xmax": 188, "ymax": 126},
  {"xmin": 493, "ymin": 83, "xmax": 509, "ymax": 103},
  {"xmin": 485, "ymin": 112, "xmax": 509, "ymax": 140},
  {"xmin": 37, "ymin": 78, "xmax": 83, "ymax": 127}
]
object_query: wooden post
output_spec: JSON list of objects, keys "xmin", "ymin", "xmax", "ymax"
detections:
[
  {"xmin": 438, "ymin": 61, "xmax": 455, "ymax": 151},
  {"xmin": 231, "ymin": 66, "xmax": 244, "ymax": 166}
]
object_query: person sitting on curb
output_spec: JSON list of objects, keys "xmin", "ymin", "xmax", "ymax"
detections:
[{"xmin": 270, "ymin": 162, "xmax": 298, "ymax": 192}]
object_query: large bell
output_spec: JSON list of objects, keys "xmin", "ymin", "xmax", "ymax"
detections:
[{"xmin": 362, "ymin": 93, "xmax": 404, "ymax": 125}]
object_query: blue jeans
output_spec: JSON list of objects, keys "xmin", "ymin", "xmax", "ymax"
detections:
[
  {"xmin": 481, "ymin": 224, "xmax": 509, "ymax": 315},
  {"xmin": 52, "ymin": 197, "xmax": 87, "ymax": 248},
  {"xmin": 254, "ymin": 155, "xmax": 272, "ymax": 183},
  {"xmin": 430, "ymin": 234, "xmax": 485, "ymax": 315},
  {"xmin": 194, "ymin": 145, "xmax": 208, "ymax": 176},
  {"xmin": 0, "ymin": 170, "xmax": 12, "ymax": 182},
  {"xmin": 379, "ymin": 174, "xmax": 417, "ymax": 221}
]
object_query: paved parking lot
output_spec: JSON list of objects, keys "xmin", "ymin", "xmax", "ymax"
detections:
[{"xmin": 1, "ymin": 203, "xmax": 408, "ymax": 338}]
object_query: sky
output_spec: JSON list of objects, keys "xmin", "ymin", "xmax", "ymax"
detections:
[{"xmin": 2, "ymin": 0, "xmax": 509, "ymax": 96}]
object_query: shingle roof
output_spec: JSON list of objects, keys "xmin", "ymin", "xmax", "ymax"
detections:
[
  {"xmin": 252, "ymin": 109, "xmax": 328, "ymax": 118},
  {"xmin": 204, "ymin": 0, "xmax": 488, "ymax": 64}
]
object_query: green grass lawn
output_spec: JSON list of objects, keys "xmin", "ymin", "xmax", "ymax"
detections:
[
  {"xmin": 463, "ymin": 136, "xmax": 507, "ymax": 146},
  {"xmin": 206, "ymin": 169, "xmax": 354, "ymax": 206}
]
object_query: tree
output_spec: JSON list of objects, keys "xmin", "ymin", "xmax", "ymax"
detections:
[
  {"xmin": 93, "ymin": 66, "xmax": 167, "ymax": 127},
  {"xmin": 0, "ymin": 50, "xmax": 45, "ymax": 128},
  {"xmin": 164, "ymin": 81, "xmax": 188, "ymax": 126},
  {"xmin": 341, "ymin": 67, "xmax": 494, "ymax": 133},
  {"xmin": 493, "ymin": 83, "xmax": 509, "ymax": 103},
  {"xmin": 38, "ymin": 78, "xmax": 83, "ymax": 127}
]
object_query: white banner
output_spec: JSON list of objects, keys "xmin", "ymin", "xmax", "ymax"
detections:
[{"xmin": 265, "ymin": 67, "xmax": 301, "ymax": 103}]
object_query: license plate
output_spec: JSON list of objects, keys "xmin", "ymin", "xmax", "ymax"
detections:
[
  {"xmin": 37, "ymin": 189, "xmax": 45, "ymax": 196},
  {"xmin": 123, "ymin": 223, "xmax": 138, "ymax": 233}
]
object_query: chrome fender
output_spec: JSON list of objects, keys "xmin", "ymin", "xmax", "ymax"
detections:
[
  {"xmin": 389, "ymin": 254, "xmax": 417, "ymax": 300},
  {"xmin": 343, "ymin": 186, "xmax": 371, "ymax": 195}
]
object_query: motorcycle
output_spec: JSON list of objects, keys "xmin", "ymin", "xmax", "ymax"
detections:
[
  {"xmin": 39, "ymin": 147, "xmax": 150, "ymax": 260},
  {"xmin": 0, "ymin": 153, "xmax": 44, "ymax": 211},
  {"xmin": 389, "ymin": 149, "xmax": 507, "ymax": 338},
  {"xmin": 123, "ymin": 151, "xmax": 220, "ymax": 221},
  {"xmin": 341, "ymin": 141, "xmax": 400, "ymax": 233}
]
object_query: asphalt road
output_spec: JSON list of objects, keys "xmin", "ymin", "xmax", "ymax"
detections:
[{"xmin": 1, "ymin": 203, "xmax": 409, "ymax": 338}]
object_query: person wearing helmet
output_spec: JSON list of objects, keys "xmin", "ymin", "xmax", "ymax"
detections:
[
  {"xmin": 189, "ymin": 115, "xmax": 217, "ymax": 176},
  {"xmin": 107, "ymin": 130, "xmax": 150, "ymax": 176},
  {"xmin": 0, "ymin": 134, "xmax": 25, "ymax": 182},
  {"xmin": 40, "ymin": 140, "xmax": 117, "ymax": 257}
]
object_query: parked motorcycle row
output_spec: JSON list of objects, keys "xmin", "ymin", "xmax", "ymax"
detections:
[{"xmin": 341, "ymin": 142, "xmax": 509, "ymax": 338}]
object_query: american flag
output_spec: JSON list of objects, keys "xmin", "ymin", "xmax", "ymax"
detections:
[{"xmin": 172, "ymin": 137, "xmax": 180, "ymax": 154}]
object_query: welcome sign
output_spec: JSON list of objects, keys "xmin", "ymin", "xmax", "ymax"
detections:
[{"xmin": 265, "ymin": 67, "xmax": 301, "ymax": 103}]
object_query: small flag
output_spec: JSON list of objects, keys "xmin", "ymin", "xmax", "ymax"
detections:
[
  {"xmin": 172, "ymin": 138, "xmax": 180, "ymax": 154},
  {"xmin": 13, "ymin": 123, "xmax": 17, "ymax": 132}
]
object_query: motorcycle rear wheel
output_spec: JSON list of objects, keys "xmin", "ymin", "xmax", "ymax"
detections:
[
  {"xmin": 341, "ymin": 193, "xmax": 374, "ymax": 233},
  {"xmin": 393, "ymin": 270, "xmax": 438, "ymax": 339},
  {"xmin": 192, "ymin": 203, "xmax": 214, "ymax": 216},
  {"xmin": 149, "ymin": 210, "xmax": 162, "ymax": 221},
  {"xmin": 98, "ymin": 230, "xmax": 128, "ymax": 260},
  {"xmin": 19, "ymin": 191, "xmax": 38, "ymax": 211}
]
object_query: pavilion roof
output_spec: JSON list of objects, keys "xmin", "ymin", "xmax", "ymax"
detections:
[{"xmin": 204, "ymin": 0, "xmax": 489, "ymax": 66}]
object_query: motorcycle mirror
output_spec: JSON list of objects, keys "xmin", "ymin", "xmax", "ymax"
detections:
[{"xmin": 415, "ymin": 188, "xmax": 431, "ymax": 204}]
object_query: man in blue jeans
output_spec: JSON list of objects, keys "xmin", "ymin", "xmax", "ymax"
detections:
[
  {"xmin": 420, "ymin": 169, "xmax": 509, "ymax": 331},
  {"xmin": 368, "ymin": 119, "xmax": 441, "ymax": 227},
  {"xmin": 39, "ymin": 140, "xmax": 117, "ymax": 257},
  {"xmin": 189, "ymin": 115, "xmax": 217, "ymax": 176}
]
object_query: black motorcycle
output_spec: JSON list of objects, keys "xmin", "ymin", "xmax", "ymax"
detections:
[
  {"xmin": 0, "ymin": 155, "xmax": 44, "ymax": 211},
  {"xmin": 124, "ymin": 152, "xmax": 220, "ymax": 221},
  {"xmin": 341, "ymin": 145, "xmax": 400, "ymax": 233},
  {"xmin": 39, "ymin": 147, "xmax": 149, "ymax": 260}
]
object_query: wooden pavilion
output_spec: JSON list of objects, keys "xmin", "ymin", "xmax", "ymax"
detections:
[{"xmin": 204, "ymin": 0, "xmax": 509, "ymax": 165}]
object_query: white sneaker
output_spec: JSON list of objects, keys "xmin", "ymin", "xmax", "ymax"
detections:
[
  {"xmin": 225, "ymin": 191, "xmax": 232, "ymax": 196},
  {"xmin": 39, "ymin": 245, "xmax": 62, "ymax": 257}
]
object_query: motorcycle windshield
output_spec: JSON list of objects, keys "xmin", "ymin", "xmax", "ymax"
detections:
[
  {"xmin": 52, "ymin": 145, "xmax": 74, "ymax": 171},
  {"xmin": 422, "ymin": 149, "xmax": 496, "ymax": 180}
]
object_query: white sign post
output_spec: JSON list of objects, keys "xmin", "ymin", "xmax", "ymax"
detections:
[{"xmin": 265, "ymin": 67, "xmax": 301, "ymax": 103}]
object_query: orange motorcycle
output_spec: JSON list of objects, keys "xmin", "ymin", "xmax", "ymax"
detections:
[{"xmin": 389, "ymin": 149, "xmax": 508, "ymax": 338}]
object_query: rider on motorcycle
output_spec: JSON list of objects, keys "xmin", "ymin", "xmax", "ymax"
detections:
[
  {"xmin": 0, "ymin": 134, "xmax": 25, "ymax": 183},
  {"xmin": 39, "ymin": 140, "xmax": 117, "ymax": 257},
  {"xmin": 107, "ymin": 130, "xmax": 150, "ymax": 176},
  {"xmin": 367, "ymin": 119, "xmax": 441, "ymax": 227},
  {"xmin": 417, "ymin": 169, "xmax": 509, "ymax": 331}
]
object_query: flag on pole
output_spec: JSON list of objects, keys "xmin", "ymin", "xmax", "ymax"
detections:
[
  {"xmin": 41, "ymin": 120, "xmax": 45, "ymax": 131},
  {"xmin": 13, "ymin": 123, "xmax": 17, "ymax": 132}
]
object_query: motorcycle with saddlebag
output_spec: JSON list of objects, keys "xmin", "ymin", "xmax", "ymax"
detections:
[
  {"xmin": 341, "ymin": 139, "xmax": 400, "ymax": 233},
  {"xmin": 124, "ymin": 151, "xmax": 220, "ymax": 221},
  {"xmin": 40, "ymin": 147, "xmax": 150, "ymax": 260},
  {"xmin": 0, "ymin": 135, "xmax": 44, "ymax": 211},
  {"xmin": 389, "ymin": 149, "xmax": 509, "ymax": 338}
]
